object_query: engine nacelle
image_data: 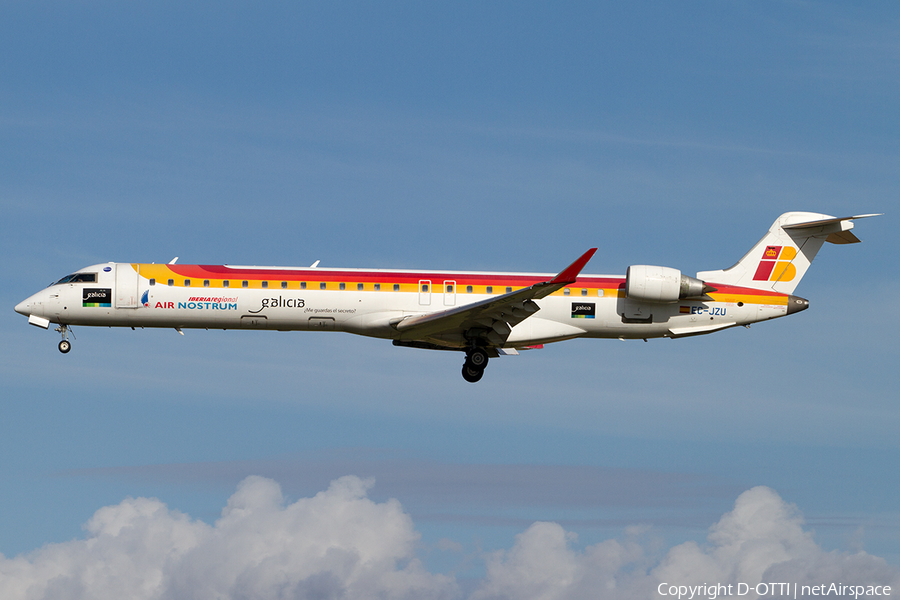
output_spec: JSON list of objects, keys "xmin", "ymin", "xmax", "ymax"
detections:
[{"xmin": 626, "ymin": 265, "xmax": 709, "ymax": 303}]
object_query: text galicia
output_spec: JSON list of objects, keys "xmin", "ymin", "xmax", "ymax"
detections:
[{"xmin": 249, "ymin": 296, "xmax": 305, "ymax": 313}]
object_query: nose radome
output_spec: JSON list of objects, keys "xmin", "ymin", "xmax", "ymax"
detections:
[{"xmin": 15, "ymin": 291, "xmax": 44, "ymax": 317}]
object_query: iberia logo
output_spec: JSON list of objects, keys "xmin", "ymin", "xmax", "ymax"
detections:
[
  {"xmin": 141, "ymin": 290, "xmax": 149, "ymax": 307},
  {"xmin": 753, "ymin": 245, "xmax": 797, "ymax": 282}
]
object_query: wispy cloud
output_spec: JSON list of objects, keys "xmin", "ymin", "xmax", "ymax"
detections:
[{"xmin": 60, "ymin": 454, "xmax": 739, "ymax": 518}]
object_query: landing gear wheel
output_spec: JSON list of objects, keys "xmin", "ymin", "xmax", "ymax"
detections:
[
  {"xmin": 55, "ymin": 324, "xmax": 74, "ymax": 352},
  {"xmin": 462, "ymin": 363, "xmax": 484, "ymax": 383},
  {"xmin": 467, "ymin": 348, "xmax": 489, "ymax": 369}
]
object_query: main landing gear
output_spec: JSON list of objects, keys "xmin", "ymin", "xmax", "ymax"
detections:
[
  {"xmin": 55, "ymin": 324, "xmax": 73, "ymax": 353},
  {"xmin": 461, "ymin": 347, "xmax": 489, "ymax": 383}
]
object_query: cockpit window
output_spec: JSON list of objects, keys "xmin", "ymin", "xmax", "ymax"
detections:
[{"xmin": 52, "ymin": 273, "xmax": 97, "ymax": 286}]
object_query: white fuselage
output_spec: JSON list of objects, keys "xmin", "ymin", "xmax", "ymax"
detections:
[
  {"xmin": 17, "ymin": 212, "xmax": 876, "ymax": 381},
  {"xmin": 15, "ymin": 262, "xmax": 796, "ymax": 349}
]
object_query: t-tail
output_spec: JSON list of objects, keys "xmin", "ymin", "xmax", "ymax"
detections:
[{"xmin": 697, "ymin": 212, "xmax": 881, "ymax": 295}]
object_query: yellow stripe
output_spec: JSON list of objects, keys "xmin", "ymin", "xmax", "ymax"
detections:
[{"xmin": 709, "ymin": 293, "xmax": 787, "ymax": 305}]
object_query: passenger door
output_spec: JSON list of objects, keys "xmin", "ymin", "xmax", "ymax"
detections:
[
  {"xmin": 443, "ymin": 280, "xmax": 456, "ymax": 306},
  {"xmin": 115, "ymin": 263, "xmax": 139, "ymax": 308},
  {"xmin": 418, "ymin": 280, "xmax": 431, "ymax": 306}
]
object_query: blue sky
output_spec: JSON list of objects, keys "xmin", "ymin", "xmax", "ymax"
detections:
[{"xmin": 1, "ymin": 2, "xmax": 898, "ymax": 597}]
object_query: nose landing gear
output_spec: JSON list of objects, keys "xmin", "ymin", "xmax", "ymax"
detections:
[
  {"xmin": 55, "ymin": 324, "xmax": 73, "ymax": 353},
  {"xmin": 461, "ymin": 347, "xmax": 489, "ymax": 383}
]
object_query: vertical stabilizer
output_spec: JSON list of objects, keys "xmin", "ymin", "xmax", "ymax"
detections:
[{"xmin": 697, "ymin": 212, "xmax": 879, "ymax": 294}]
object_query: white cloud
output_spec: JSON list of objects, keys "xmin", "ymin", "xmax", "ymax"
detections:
[
  {"xmin": 0, "ymin": 476, "xmax": 457, "ymax": 600},
  {"xmin": 472, "ymin": 523, "xmax": 649, "ymax": 600},
  {"xmin": 472, "ymin": 486, "xmax": 900, "ymax": 600},
  {"xmin": 0, "ymin": 480, "xmax": 897, "ymax": 600}
]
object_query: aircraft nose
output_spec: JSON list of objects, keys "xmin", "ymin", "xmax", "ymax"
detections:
[{"xmin": 15, "ymin": 291, "xmax": 44, "ymax": 317}]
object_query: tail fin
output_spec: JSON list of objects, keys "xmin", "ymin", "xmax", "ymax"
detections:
[{"xmin": 697, "ymin": 212, "xmax": 880, "ymax": 294}]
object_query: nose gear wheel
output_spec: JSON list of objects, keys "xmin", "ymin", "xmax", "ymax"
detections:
[{"xmin": 55, "ymin": 324, "xmax": 74, "ymax": 353}]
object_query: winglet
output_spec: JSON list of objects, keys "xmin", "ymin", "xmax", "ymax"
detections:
[{"xmin": 550, "ymin": 248, "xmax": 597, "ymax": 285}]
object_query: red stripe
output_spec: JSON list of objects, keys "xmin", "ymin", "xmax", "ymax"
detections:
[
  {"xmin": 161, "ymin": 265, "xmax": 624, "ymax": 287},
  {"xmin": 155, "ymin": 265, "xmax": 787, "ymax": 301}
]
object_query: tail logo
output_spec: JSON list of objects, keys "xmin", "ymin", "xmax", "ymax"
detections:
[{"xmin": 753, "ymin": 246, "xmax": 797, "ymax": 282}]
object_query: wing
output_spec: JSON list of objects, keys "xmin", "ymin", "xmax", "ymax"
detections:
[{"xmin": 393, "ymin": 249, "xmax": 597, "ymax": 348}]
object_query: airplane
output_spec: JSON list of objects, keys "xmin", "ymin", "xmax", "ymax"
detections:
[{"xmin": 15, "ymin": 212, "xmax": 879, "ymax": 382}]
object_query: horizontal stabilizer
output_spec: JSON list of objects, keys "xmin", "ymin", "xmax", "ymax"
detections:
[
  {"xmin": 782, "ymin": 213, "xmax": 881, "ymax": 244},
  {"xmin": 782, "ymin": 213, "xmax": 881, "ymax": 231},
  {"xmin": 825, "ymin": 230, "xmax": 861, "ymax": 244}
]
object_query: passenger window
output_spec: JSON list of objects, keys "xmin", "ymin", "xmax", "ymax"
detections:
[
  {"xmin": 506, "ymin": 287, "xmax": 512, "ymax": 293},
  {"xmin": 446, "ymin": 284, "xmax": 453, "ymax": 293},
  {"xmin": 340, "ymin": 283, "xmax": 346, "ymax": 290},
  {"xmin": 168, "ymin": 279, "xmax": 174, "ymax": 286},
  {"xmin": 597, "ymin": 289, "xmax": 604, "ymax": 297},
  {"xmin": 204, "ymin": 280, "xmax": 210, "ymax": 287},
  {"xmin": 184, "ymin": 280, "xmax": 190, "ymax": 287},
  {"xmin": 223, "ymin": 281, "xmax": 230, "ymax": 287},
  {"xmin": 357, "ymin": 283, "xmax": 364, "ymax": 291},
  {"xmin": 393, "ymin": 284, "xmax": 400, "ymax": 292},
  {"xmin": 564, "ymin": 288, "xmax": 570, "ymax": 295},
  {"xmin": 466, "ymin": 285, "xmax": 473, "ymax": 293},
  {"xmin": 581, "ymin": 289, "xmax": 587, "ymax": 296},
  {"xmin": 486, "ymin": 286, "xmax": 493, "ymax": 294},
  {"xmin": 300, "ymin": 282, "xmax": 306, "ymax": 289},
  {"xmin": 374, "ymin": 283, "xmax": 381, "ymax": 291},
  {"xmin": 281, "ymin": 281, "xmax": 287, "ymax": 289},
  {"xmin": 242, "ymin": 281, "xmax": 248, "ymax": 288},
  {"xmin": 149, "ymin": 279, "xmax": 156, "ymax": 286},
  {"xmin": 421, "ymin": 284, "xmax": 428, "ymax": 292},
  {"xmin": 262, "ymin": 281, "xmax": 268, "ymax": 288},
  {"xmin": 320, "ymin": 282, "xmax": 326, "ymax": 290}
]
